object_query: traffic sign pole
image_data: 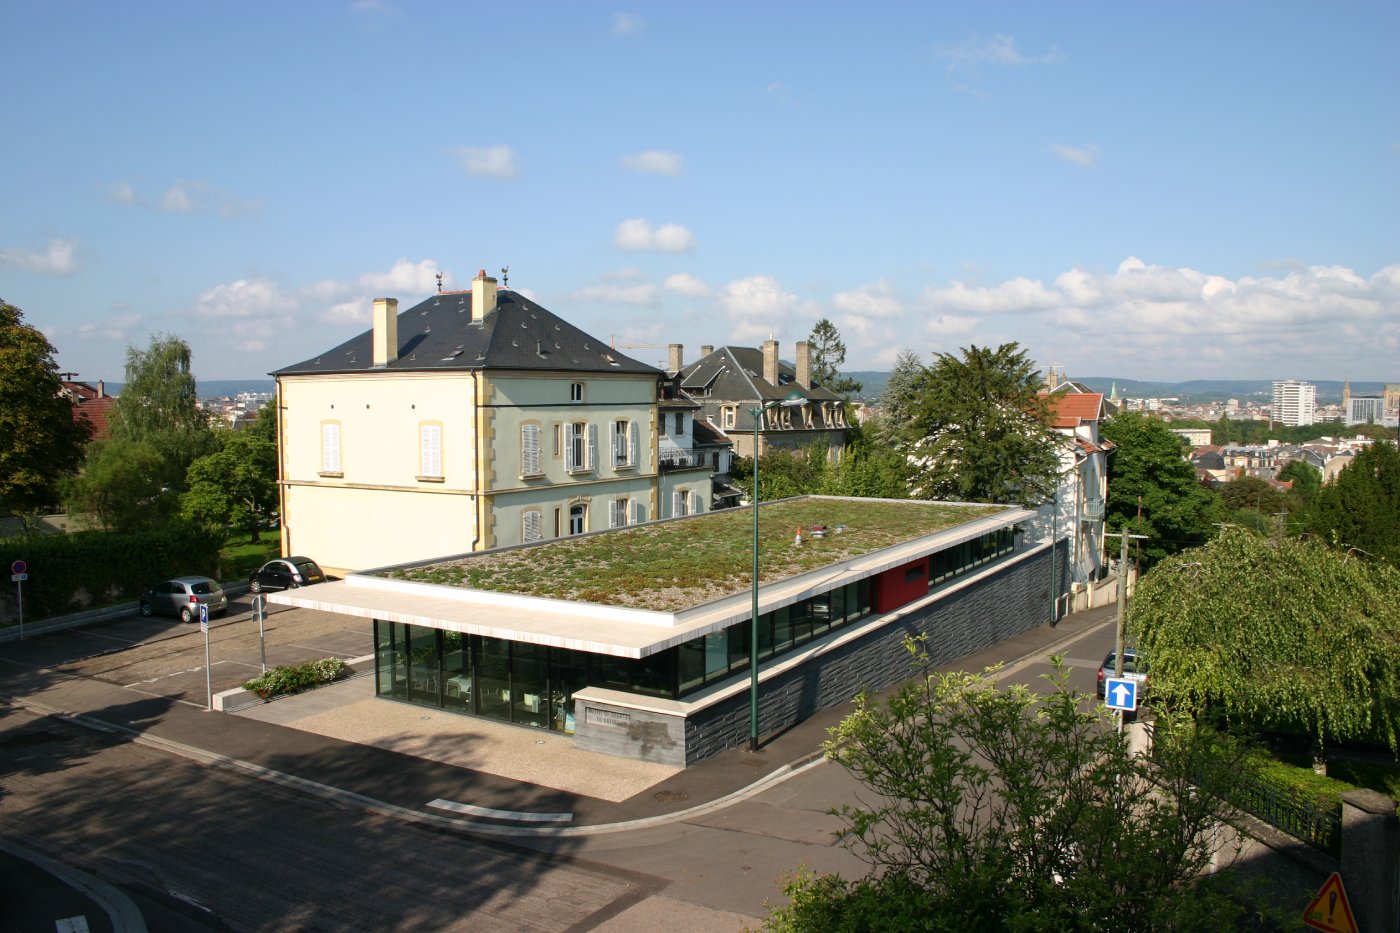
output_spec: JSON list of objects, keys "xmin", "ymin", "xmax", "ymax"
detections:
[
  {"xmin": 11, "ymin": 560, "xmax": 27, "ymax": 641},
  {"xmin": 201, "ymin": 603, "xmax": 212, "ymax": 711},
  {"xmin": 254, "ymin": 594, "xmax": 267, "ymax": 674}
]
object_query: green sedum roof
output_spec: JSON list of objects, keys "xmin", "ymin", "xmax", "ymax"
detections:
[{"xmin": 385, "ymin": 497, "xmax": 1004, "ymax": 612}]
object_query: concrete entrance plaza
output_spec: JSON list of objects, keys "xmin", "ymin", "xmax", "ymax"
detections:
[{"xmin": 236, "ymin": 675, "xmax": 680, "ymax": 802}]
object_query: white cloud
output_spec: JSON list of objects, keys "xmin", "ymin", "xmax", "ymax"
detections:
[
  {"xmin": 611, "ymin": 12, "xmax": 644, "ymax": 36},
  {"xmin": 932, "ymin": 35, "xmax": 1064, "ymax": 73},
  {"xmin": 0, "ymin": 238, "xmax": 78, "ymax": 275},
  {"xmin": 833, "ymin": 279, "xmax": 904, "ymax": 318},
  {"xmin": 923, "ymin": 276, "xmax": 1060, "ymax": 314},
  {"xmin": 614, "ymin": 218, "xmax": 697, "ymax": 252},
  {"xmin": 664, "ymin": 272, "xmax": 710, "ymax": 298},
  {"xmin": 573, "ymin": 281, "xmax": 662, "ymax": 307},
  {"xmin": 191, "ymin": 278, "xmax": 297, "ymax": 319},
  {"xmin": 107, "ymin": 181, "xmax": 137, "ymax": 203},
  {"xmin": 923, "ymin": 314, "xmax": 980, "ymax": 336},
  {"xmin": 765, "ymin": 82, "xmax": 797, "ymax": 106},
  {"xmin": 621, "ymin": 150, "xmax": 682, "ymax": 176},
  {"xmin": 452, "ymin": 145, "xmax": 520, "ymax": 179},
  {"xmin": 160, "ymin": 182, "xmax": 204, "ymax": 213},
  {"xmin": 1050, "ymin": 142, "xmax": 1100, "ymax": 168},
  {"xmin": 308, "ymin": 258, "xmax": 451, "ymax": 323},
  {"xmin": 72, "ymin": 311, "xmax": 141, "ymax": 342}
]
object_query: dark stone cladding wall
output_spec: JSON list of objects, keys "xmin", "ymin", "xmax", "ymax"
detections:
[{"xmin": 684, "ymin": 542, "xmax": 1067, "ymax": 766}]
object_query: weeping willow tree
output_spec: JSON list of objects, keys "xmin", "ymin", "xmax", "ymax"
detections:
[{"xmin": 1133, "ymin": 526, "xmax": 1400, "ymax": 755}]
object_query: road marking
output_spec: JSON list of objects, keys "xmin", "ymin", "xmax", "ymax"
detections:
[
  {"xmin": 55, "ymin": 917, "xmax": 90, "ymax": 932},
  {"xmin": 428, "ymin": 798, "xmax": 574, "ymax": 823}
]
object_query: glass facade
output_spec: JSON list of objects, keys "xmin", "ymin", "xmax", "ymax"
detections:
[{"xmin": 372, "ymin": 527, "xmax": 1017, "ymax": 723}]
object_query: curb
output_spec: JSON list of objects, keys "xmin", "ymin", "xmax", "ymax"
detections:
[
  {"xmin": 0, "ymin": 837, "xmax": 148, "ymax": 933},
  {"xmin": 1, "ymin": 616, "xmax": 1113, "ymax": 841}
]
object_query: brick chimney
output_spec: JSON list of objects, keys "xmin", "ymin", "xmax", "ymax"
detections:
[
  {"xmin": 795, "ymin": 340, "xmax": 811, "ymax": 389},
  {"xmin": 372, "ymin": 297, "xmax": 399, "ymax": 367},
  {"xmin": 96, "ymin": 379, "xmax": 105, "ymax": 398},
  {"xmin": 471, "ymin": 269, "xmax": 498, "ymax": 322},
  {"xmin": 668, "ymin": 343, "xmax": 684, "ymax": 372},
  {"xmin": 762, "ymin": 338, "xmax": 779, "ymax": 386},
  {"xmin": 700, "ymin": 345, "xmax": 714, "ymax": 358}
]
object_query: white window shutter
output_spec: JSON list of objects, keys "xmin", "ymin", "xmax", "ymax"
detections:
[
  {"xmin": 588, "ymin": 423, "xmax": 598, "ymax": 471},
  {"xmin": 691, "ymin": 490, "xmax": 703, "ymax": 514},
  {"xmin": 629, "ymin": 420, "xmax": 639, "ymax": 467},
  {"xmin": 672, "ymin": 490, "xmax": 683, "ymax": 517},
  {"xmin": 421, "ymin": 425, "xmax": 442, "ymax": 476},
  {"xmin": 522, "ymin": 424, "xmax": 541, "ymax": 475},
  {"xmin": 630, "ymin": 498, "xmax": 643, "ymax": 525},
  {"xmin": 322, "ymin": 423, "xmax": 341, "ymax": 472},
  {"xmin": 522, "ymin": 510, "xmax": 541, "ymax": 542}
]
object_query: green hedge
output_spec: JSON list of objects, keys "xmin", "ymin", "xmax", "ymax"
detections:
[
  {"xmin": 0, "ymin": 521, "xmax": 223, "ymax": 623},
  {"xmin": 243, "ymin": 657, "xmax": 347, "ymax": 699}
]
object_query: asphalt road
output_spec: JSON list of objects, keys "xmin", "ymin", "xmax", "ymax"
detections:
[{"xmin": 1, "ymin": 597, "xmax": 1122, "ymax": 930}]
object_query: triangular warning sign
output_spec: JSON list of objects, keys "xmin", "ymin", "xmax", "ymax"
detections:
[{"xmin": 1301, "ymin": 872, "xmax": 1358, "ymax": 933}]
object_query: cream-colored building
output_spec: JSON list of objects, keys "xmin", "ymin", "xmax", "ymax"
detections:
[{"xmin": 274, "ymin": 271, "xmax": 664, "ymax": 575}]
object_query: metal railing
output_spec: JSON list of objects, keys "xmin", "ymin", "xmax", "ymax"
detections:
[
  {"xmin": 1081, "ymin": 496, "xmax": 1105, "ymax": 521},
  {"xmin": 1215, "ymin": 770, "xmax": 1341, "ymax": 856},
  {"xmin": 658, "ymin": 449, "xmax": 720, "ymax": 472}
]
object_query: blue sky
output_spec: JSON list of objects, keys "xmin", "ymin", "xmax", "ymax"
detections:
[{"xmin": 2, "ymin": 1, "xmax": 1396, "ymax": 384}]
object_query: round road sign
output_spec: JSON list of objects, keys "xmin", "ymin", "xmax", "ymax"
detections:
[{"xmin": 11, "ymin": 560, "xmax": 26, "ymax": 575}]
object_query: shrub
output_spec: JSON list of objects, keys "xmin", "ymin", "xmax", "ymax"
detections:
[
  {"xmin": 243, "ymin": 657, "xmax": 347, "ymax": 699},
  {"xmin": 0, "ymin": 520, "xmax": 223, "ymax": 622}
]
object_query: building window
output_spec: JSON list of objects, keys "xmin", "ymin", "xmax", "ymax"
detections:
[
  {"xmin": 522, "ymin": 509, "xmax": 542, "ymax": 542},
  {"xmin": 674, "ymin": 412, "xmax": 685, "ymax": 436},
  {"xmin": 521, "ymin": 423, "xmax": 542, "ymax": 476},
  {"xmin": 566, "ymin": 422, "xmax": 596, "ymax": 472},
  {"xmin": 569, "ymin": 382, "xmax": 584, "ymax": 403},
  {"xmin": 612, "ymin": 419, "xmax": 638, "ymax": 468},
  {"xmin": 672, "ymin": 490, "xmax": 688, "ymax": 517},
  {"xmin": 569, "ymin": 503, "xmax": 586, "ymax": 535},
  {"xmin": 690, "ymin": 490, "xmax": 703, "ymax": 515},
  {"xmin": 609, "ymin": 498, "xmax": 628, "ymax": 529},
  {"xmin": 320, "ymin": 421, "xmax": 342, "ymax": 475},
  {"xmin": 419, "ymin": 423, "xmax": 443, "ymax": 479},
  {"xmin": 722, "ymin": 406, "xmax": 736, "ymax": 430}
]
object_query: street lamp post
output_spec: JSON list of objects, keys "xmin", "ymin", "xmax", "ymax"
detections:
[{"xmin": 749, "ymin": 393, "xmax": 805, "ymax": 753}]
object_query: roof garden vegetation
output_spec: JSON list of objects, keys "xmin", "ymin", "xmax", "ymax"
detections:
[{"xmin": 384, "ymin": 498, "xmax": 1004, "ymax": 611}]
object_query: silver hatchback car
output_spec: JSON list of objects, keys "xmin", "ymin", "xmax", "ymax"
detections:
[{"xmin": 140, "ymin": 576, "xmax": 229, "ymax": 624}]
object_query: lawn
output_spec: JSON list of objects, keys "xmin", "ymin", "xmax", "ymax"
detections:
[
  {"xmin": 221, "ymin": 538, "xmax": 281, "ymax": 581},
  {"xmin": 386, "ymin": 497, "xmax": 1005, "ymax": 611}
]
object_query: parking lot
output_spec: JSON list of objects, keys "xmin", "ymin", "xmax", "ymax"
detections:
[{"xmin": 1, "ymin": 595, "xmax": 372, "ymax": 709}]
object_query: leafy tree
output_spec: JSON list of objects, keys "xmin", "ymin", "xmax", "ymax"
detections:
[
  {"xmin": 109, "ymin": 333, "xmax": 216, "ymax": 491},
  {"xmin": 1215, "ymin": 476, "xmax": 1288, "ymax": 518},
  {"xmin": 868, "ymin": 348, "xmax": 925, "ymax": 449},
  {"xmin": 903, "ymin": 343, "xmax": 1061, "ymax": 508},
  {"xmin": 0, "ymin": 299, "xmax": 90, "ymax": 517},
  {"xmin": 808, "ymin": 318, "xmax": 862, "ymax": 399},
  {"xmin": 1100, "ymin": 412, "xmax": 1218, "ymax": 565},
  {"xmin": 762, "ymin": 643, "xmax": 1257, "ymax": 931},
  {"xmin": 181, "ymin": 419, "xmax": 279, "ymax": 542},
  {"xmin": 1305, "ymin": 440, "xmax": 1400, "ymax": 565},
  {"xmin": 1276, "ymin": 458, "xmax": 1321, "ymax": 505},
  {"xmin": 1133, "ymin": 526, "xmax": 1400, "ymax": 754},
  {"xmin": 61, "ymin": 438, "xmax": 176, "ymax": 531}
]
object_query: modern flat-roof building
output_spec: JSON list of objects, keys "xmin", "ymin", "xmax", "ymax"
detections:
[
  {"xmin": 1347, "ymin": 395, "xmax": 1386, "ymax": 426},
  {"xmin": 271, "ymin": 496, "xmax": 1066, "ymax": 766},
  {"xmin": 1271, "ymin": 380, "xmax": 1317, "ymax": 427}
]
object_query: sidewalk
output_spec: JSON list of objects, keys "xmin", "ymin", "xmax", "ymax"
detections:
[{"xmin": 1, "ymin": 604, "xmax": 1116, "ymax": 836}]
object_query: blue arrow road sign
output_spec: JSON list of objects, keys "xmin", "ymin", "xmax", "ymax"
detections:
[{"xmin": 1105, "ymin": 678, "xmax": 1138, "ymax": 711}]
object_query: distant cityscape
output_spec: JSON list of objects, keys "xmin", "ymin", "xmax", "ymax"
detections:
[{"xmin": 87, "ymin": 374, "xmax": 1400, "ymax": 433}]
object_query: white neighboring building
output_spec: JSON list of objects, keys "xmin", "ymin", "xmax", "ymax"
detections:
[
  {"xmin": 1346, "ymin": 395, "xmax": 1386, "ymax": 426},
  {"xmin": 1272, "ymin": 380, "xmax": 1317, "ymax": 426}
]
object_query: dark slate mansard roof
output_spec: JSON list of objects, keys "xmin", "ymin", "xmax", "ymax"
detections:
[
  {"xmin": 677, "ymin": 346, "xmax": 844, "ymax": 404},
  {"xmin": 274, "ymin": 290, "xmax": 659, "ymax": 377}
]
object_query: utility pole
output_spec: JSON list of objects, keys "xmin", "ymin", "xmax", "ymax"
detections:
[{"xmin": 1105, "ymin": 526, "xmax": 1148, "ymax": 734}]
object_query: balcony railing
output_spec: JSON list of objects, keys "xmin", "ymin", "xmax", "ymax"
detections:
[
  {"xmin": 1080, "ymin": 496, "xmax": 1105, "ymax": 522},
  {"xmin": 659, "ymin": 449, "xmax": 720, "ymax": 473}
]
